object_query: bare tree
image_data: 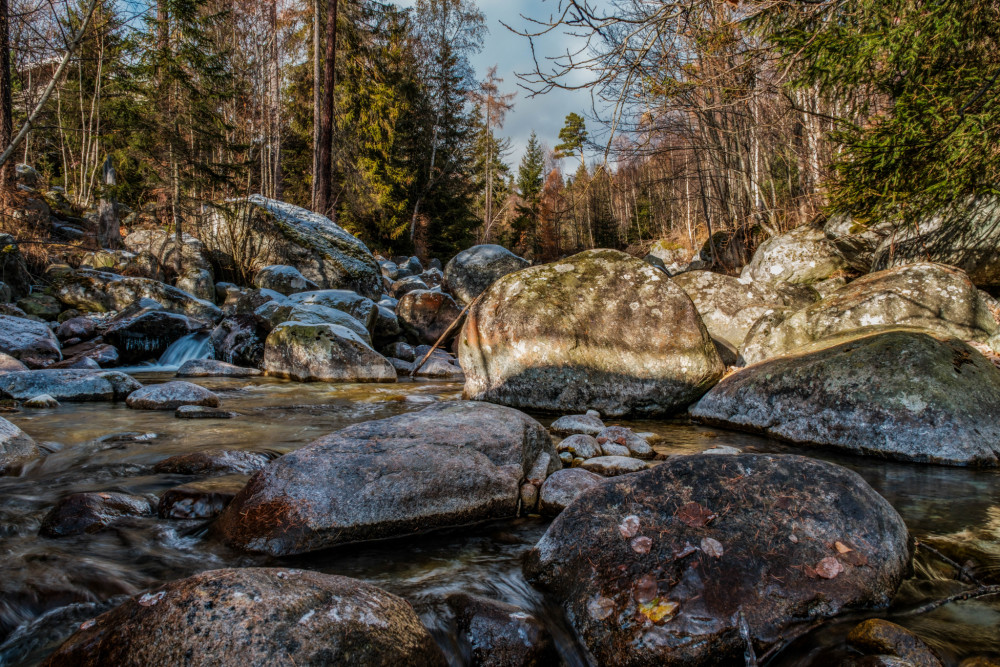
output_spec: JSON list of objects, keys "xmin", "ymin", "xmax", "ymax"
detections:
[{"xmin": 314, "ymin": 0, "xmax": 337, "ymax": 218}]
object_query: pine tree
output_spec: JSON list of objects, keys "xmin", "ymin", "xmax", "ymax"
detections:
[
  {"xmin": 554, "ymin": 112, "xmax": 587, "ymax": 168},
  {"xmin": 512, "ymin": 130, "xmax": 544, "ymax": 254}
]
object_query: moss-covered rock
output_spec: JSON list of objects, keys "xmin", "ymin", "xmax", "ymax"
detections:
[
  {"xmin": 50, "ymin": 269, "xmax": 221, "ymax": 322},
  {"xmin": 203, "ymin": 196, "xmax": 382, "ymax": 300},
  {"xmin": 694, "ymin": 329, "xmax": 1000, "ymax": 466},
  {"xmin": 263, "ymin": 321, "xmax": 395, "ymax": 382},
  {"xmin": 459, "ymin": 249, "xmax": 724, "ymax": 417}
]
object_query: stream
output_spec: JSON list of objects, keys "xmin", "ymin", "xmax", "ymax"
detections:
[{"xmin": 0, "ymin": 373, "xmax": 998, "ymax": 666}]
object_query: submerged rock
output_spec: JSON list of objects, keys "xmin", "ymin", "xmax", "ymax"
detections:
[
  {"xmin": 152, "ymin": 449, "xmax": 271, "ymax": 476},
  {"xmin": 252, "ymin": 264, "xmax": 319, "ymax": 296},
  {"xmin": 446, "ymin": 593, "xmax": 558, "ymax": 667},
  {"xmin": 203, "ymin": 196, "xmax": 383, "ymax": 300},
  {"xmin": 524, "ymin": 454, "xmax": 911, "ymax": 666},
  {"xmin": 444, "ymin": 244, "xmax": 531, "ymax": 305},
  {"xmin": 174, "ymin": 405, "xmax": 239, "ymax": 419},
  {"xmin": 176, "ymin": 359, "xmax": 262, "ymax": 378},
  {"xmin": 214, "ymin": 401, "xmax": 559, "ymax": 555},
  {"xmin": 694, "ymin": 330, "xmax": 1000, "ymax": 467},
  {"xmin": 125, "ymin": 381, "xmax": 220, "ymax": 411},
  {"xmin": 39, "ymin": 492, "xmax": 154, "ymax": 537},
  {"xmin": 460, "ymin": 250, "xmax": 724, "ymax": 417},
  {"xmin": 158, "ymin": 476, "xmax": 246, "ymax": 520},
  {"xmin": 847, "ymin": 619, "xmax": 943, "ymax": 667},
  {"xmin": 0, "ymin": 416, "xmax": 40, "ymax": 474},
  {"xmin": 23, "ymin": 394, "xmax": 58, "ymax": 408},
  {"xmin": 0, "ymin": 314, "xmax": 61, "ymax": 367},
  {"xmin": 741, "ymin": 263, "xmax": 999, "ymax": 365},
  {"xmin": 0, "ymin": 370, "xmax": 140, "ymax": 402},
  {"xmin": 263, "ymin": 322, "xmax": 395, "ymax": 382},
  {"xmin": 41, "ymin": 568, "xmax": 446, "ymax": 666}
]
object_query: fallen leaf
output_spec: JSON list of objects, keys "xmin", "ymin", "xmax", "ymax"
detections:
[
  {"xmin": 841, "ymin": 550, "xmax": 869, "ymax": 567},
  {"xmin": 633, "ymin": 574, "xmax": 658, "ymax": 603},
  {"xmin": 789, "ymin": 533, "xmax": 799, "ymax": 543},
  {"xmin": 673, "ymin": 542, "xmax": 697, "ymax": 560},
  {"xmin": 834, "ymin": 541, "xmax": 852, "ymax": 554},
  {"xmin": 619, "ymin": 515, "xmax": 640, "ymax": 539},
  {"xmin": 676, "ymin": 502, "xmax": 716, "ymax": 528},
  {"xmin": 631, "ymin": 536, "xmax": 652, "ymax": 554},
  {"xmin": 700, "ymin": 537, "xmax": 724, "ymax": 558},
  {"xmin": 638, "ymin": 599, "xmax": 680, "ymax": 623},
  {"xmin": 587, "ymin": 596, "xmax": 616, "ymax": 621},
  {"xmin": 815, "ymin": 557, "xmax": 844, "ymax": 579}
]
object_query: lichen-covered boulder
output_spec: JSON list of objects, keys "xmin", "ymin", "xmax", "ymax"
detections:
[
  {"xmin": 444, "ymin": 244, "xmax": 530, "ymax": 304},
  {"xmin": 823, "ymin": 213, "xmax": 893, "ymax": 273},
  {"xmin": 284, "ymin": 303, "xmax": 371, "ymax": 343},
  {"xmin": 286, "ymin": 289, "xmax": 377, "ymax": 331},
  {"xmin": 694, "ymin": 330, "xmax": 1000, "ymax": 466},
  {"xmin": 672, "ymin": 270, "xmax": 818, "ymax": 359},
  {"xmin": 125, "ymin": 381, "xmax": 220, "ymax": 410},
  {"xmin": 397, "ymin": 289, "xmax": 462, "ymax": 346},
  {"xmin": 524, "ymin": 454, "xmax": 911, "ymax": 666},
  {"xmin": 741, "ymin": 223, "xmax": 851, "ymax": 286},
  {"xmin": 203, "ymin": 196, "xmax": 382, "ymax": 300},
  {"xmin": 262, "ymin": 322, "xmax": 395, "ymax": 382},
  {"xmin": 252, "ymin": 264, "xmax": 319, "ymax": 296},
  {"xmin": 460, "ymin": 250, "xmax": 724, "ymax": 417},
  {"xmin": 0, "ymin": 370, "xmax": 140, "ymax": 402},
  {"xmin": 16, "ymin": 293, "xmax": 62, "ymax": 320},
  {"xmin": 741, "ymin": 263, "xmax": 999, "ymax": 365},
  {"xmin": 214, "ymin": 401, "xmax": 559, "ymax": 555},
  {"xmin": 0, "ymin": 416, "xmax": 40, "ymax": 474},
  {"xmin": 41, "ymin": 568, "xmax": 446, "ymax": 666},
  {"xmin": 0, "ymin": 314, "xmax": 61, "ymax": 367},
  {"xmin": 51, "ymin": 269, "xmax": 221, "ymax": 322},
  {"xmin": 645, "ymin": 240, "xmax": 688, "ymax": 267}
]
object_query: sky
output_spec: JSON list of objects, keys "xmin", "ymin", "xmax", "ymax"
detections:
[{"xmin": 394, "ymin": 0, "xmax": 600, "ymax": 166}]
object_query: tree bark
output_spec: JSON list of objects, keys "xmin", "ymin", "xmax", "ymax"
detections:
[
  {"xmin": 314, "ymin": 0, "xmax": 337, "ymax": 218},
  {"xmin": 270, "ymin": 1, "xmax": 282, "ymax": 200},
  {"xmin": 97, "ymin": 154, "xmax": 120, "ymax": 248},
  {"xmin": 310, "ymin": 0, "xmax": 320, "ymax": 210}
]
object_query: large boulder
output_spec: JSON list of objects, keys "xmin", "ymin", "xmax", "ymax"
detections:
[
  {"xmin": 285, "ymin": 303, "xmax": 371, "ymax": 343},
  {"xmin": 823, "ymin": 213, "xmax": 893, "ymax": 272},
  {"xmin": 741, "ymin": 263, "xmax": 999, "ymax": 365},
  {"xmin": 214, "ymin": 401, "xmax": 559, "ymax": 555},
  {"xmin": 460, "ymin": 250, "xmax": 724, "ymax": 417},
  {"xmin": 0, "ymin": 314, "xmax": 61, "ymax": 367},
  {"xmin": 0, "ymin": 370, "xmax": 141, "ymax": 402},
  {"xmin": 741, "ymin": 223, "xmax": 851, "ymax": 286},
  {"xmin": 123, "ymin": 229, "xmax": 215, "ymax": 300},
  {"xmin": 672, "ymin": 270, "xmax": 817, "ymax": 361},
  {"xmin": 397, "ymin": 289, "xmax": 462, "ymax": 346},
  {"xmin": 262, "ymin": 322, "xmax": 395, "ymax": 382},
  {"xmin": 0, "ymin": 416, "xmax": 40, "ymax": 474},
  {"xmin": 203, "ymin": 196, "xmax": 382, "ymax": 300},
  {"xmin": 103, "ymin": 309, "xmax": 199, "ymax": 363},
  {"xmin": 694, "ymin": 330, "xmax": 1000, "ymax": 466},
  {"xmin": 0, "ymin": 234, "xmax": 33, "ymax": 299},
  {"xmin": 444, "ymin": 244, "xmax": 530, "ymax": 304},
  {"xmin": 286, "ymin": 289, "xmax": 377, "ymax": 331},
  {"xmin": 210, "ymin": 314, "xmax": 266, "ymax": 368},
  {"xmin": 41, "ymin": 568, "xmax": 446, "ymax": 666},
  {"xmin": 252, "ymin": 264, "xmax": 319, "ymax": 296},
  {"xmin": 51, "ymin": 269, "xmax": 221, "ymax": 321},
  {"xmin": 524, "ymin": 454, "xmax": 911, "ymax": 665}
]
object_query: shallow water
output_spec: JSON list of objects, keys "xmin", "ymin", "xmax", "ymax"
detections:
[{"xmin": 0, "ymin": 375, "xmax": 998, "ymax": 666}]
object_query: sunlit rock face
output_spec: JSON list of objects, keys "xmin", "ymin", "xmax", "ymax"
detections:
[
  {"xmin": 740, "ymin": 262, "xmax": 999, "ymax": 365},
  {"xmin": 740, "ymin": 222, "xmax": 851, "ymax": 286},
  {"xmin": 524, "ymin": 454, "xmax": 911, "ymax": 666},
  {"xmin": 41, "ymin": 568, "xmax": 446, "ymax": 666},
  {"xmin": 459, "ymin": 249, "xmax": 724, "ymax": 417},
  {"xmin": 262, "ymin": 321, "xmax": 395, "ymax": 383},
  {"xmin": 444, "ymin": 244, "xmax": 530, "ymax": 305},
  {"xmin": 695, "ymin": 330, "xmax": 1000, "ymax": 467},
  {"xmin": 203, "ymin": 196, "xmax": 383, "ymax": 300}
]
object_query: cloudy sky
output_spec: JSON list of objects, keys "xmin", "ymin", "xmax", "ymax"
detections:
[{"xmin": 394, "ymin": 0, "xmax": 601, "ymax": 166}]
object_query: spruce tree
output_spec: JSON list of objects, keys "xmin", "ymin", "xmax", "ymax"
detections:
[{"xmin": 513, "ymin": 131, "xmax": 544, "ymax": 254}]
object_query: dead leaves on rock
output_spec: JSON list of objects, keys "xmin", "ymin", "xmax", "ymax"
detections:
[{"xmin": 676, "ymin": 501, "xmax": 717, "ymax": 528}]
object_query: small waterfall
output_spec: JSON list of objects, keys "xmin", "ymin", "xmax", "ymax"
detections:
[{"xmin": 118, "ymin": 333, "xmax": 213, "ymax": 372}]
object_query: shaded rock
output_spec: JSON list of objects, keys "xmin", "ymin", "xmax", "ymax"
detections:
[
  {"xmin": 741, "ymin": 263, "xmax": 999, "ymax": 365},
  {"xmin": 15, "ymin": 163, "xmax": 40, "ymax": 188},
  {"xmin": 391, "ymin": 275, "xmax": 429, "ymax": 298},
  {"xmin": 823, "ymin": 213, "xmax": 894, "ymax": 273},
  {"xmin": 209, "ymin": 314, "xmax": 266, "ymax": 368},
  {"xmin": 51, "ymin": 269, "xmax": 222, "ymax": 321},
  {"xmin": 215, "ymin": 282, "xmax": 249, "ymax": 313},
  {"xmin": 0, "ymin": 234, "xmax": 32, "ymax": 299},
  {"xmin": 263, "ymin": 322, "xmax": 395, "ymax": 382},
  {"xmin": 413, "ymin": 355, "xmax": 464, "ymax": 379},
  {"xmin": 0, "ymin": 416, "xmax": 40, "ymax": 474},
  {"xmin": 62, "ymin": 356, "xmax": 100, "ymax": 370},
  {"xmin": 847, "ymin": 619, "xmax": 943, "ymax": 667},
  {"xmin": 203, "ymin": 196, "xmax": 383, "ymax": 299},
  {"xmin": 579, "ymin": 456, "xmax": 648, "ymax": 476},
  {"xmin": 398, "ymin": 289, "xmax": 462, "ymax": 346},
  {"xmin": 125, "ymin": 381, "xmax": 220, "ymax": 410},
  {"xmin": 41, "ymin": 568, "xmax": 446, "ymax": 666},
  {"xmin": 0, "ymin": 370, "xmax": 140, "ymax": 402},
  {"xmin": 389, "ymin": 357, "xmax": 414, "ymax": 375},
  {"xmin": 697, "ymin": 330, "xmax": 1000, "ymax": 468},
  {"xmin": 741, "ymin": 223, "xmax": 851, "ymax": 286},
  {"xmin": 539, "ymin": 468, "xmax": 605, "ymax": 515},
  {"xmin": 0, "ymin": 352, "xmax": 28, "ymax": 375},
  {"xmin": 0, "ymin": 314, "xmax": 61, "ymax": 367},
  {"xmin": 550, "ymin": 411, "xmax": 605, "ymax": 437},
  {"xmin": 103, "ymin": 309, "xmax": 198, "ymax": 363},
  {"xmin": 158, "ymin": 475, "xmax": 246, "ymax": 519},
  {"xmin": 557, "ymin": 434, "xmax": 601, "ymax": 459},
  {"xmin": 284, "ymin": 303, "xmax": 371, "ymax": 343},
  {"xmin": 420, "ymin": 267, "xmax": 444, "ymax": 288},
  {"xmin": 16, "ymin": 293, "xmax": 62, "ymax": 320},
  {"xmin": 39, "ymin": 492, "xmax": 154, "ymax": 537},
  {"xmin": 56, "ymin": 316, "xmax": 97, "ymax": 342},
  {"xmin": 446, "ymin": 593, "xmax": 558, "ymax": 667},
  {"xmin": 524, "ymin": 454, "xmax": 911, "ymax": 666},
  {"xmin": 176, "ymin": 358, "xmax": 262, "ymax": 378},
  {"xmin": 176, "ymin": 267, "xmax": 214, "ymax": 302},
  {"xmin": 460, "ymin": 250, "xmax": 724, "ymax": 417},
  {"xmin": 287, "ymin": 289, "xmax": 377, "ymax": 331},
  {"xmin": 384, "ymin": 341, "xmax": 415, "ymax": 362},
  {"xmin": 174, "ymin": 405, "xmax": 239, "ymax": 419},
  {"xmin": 445, "ymin": 244, "xmax": 531, "ymax": 305},
  {"xmin": 214, "ymin": 401, "xmax": 559, "ymax": 555},
  {"xmin": 152, "ymin": 449, "xmax": 270, "ymax": 476},
  {"xmin": 596, "ymin": 426, "xmax": 654, "ymax": 459},
  {"xmin": 252, "ymin": 264, "xmax": 319, "ymax": 296},
  {"xmin": 58, "ymin": 341, "xmax": 119, "ymax": 368},
  {"xmin": 23, "ymin": 394, "xmax": 58, "ymax": 408},
  {"xmin": 373, "ymin": 305, "xmax": 402, "ymax": 345}
]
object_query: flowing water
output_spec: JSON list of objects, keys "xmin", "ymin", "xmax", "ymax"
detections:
[{"xmin": 0, "ymin": 374, "xmax": 998, "ymax": 666}]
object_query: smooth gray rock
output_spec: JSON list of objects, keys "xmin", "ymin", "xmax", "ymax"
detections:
[
  {"xmin": 595, "ymin": 426, "xmax": 654, "ymax": 460},
  {"xmin": 550, "ymin": 412, "xmax": 605, "ymax": 437},
  {"xmin": 214, "ymin": 401, "xmax": 559, "ymax": 555},
  {"xmin": 460, "ymin": 250, "xmax": 724, "ymax": 417},
  {"xmin": 695, "ymin": 330, "xmax": 1000, "ymax": 466},
  {"xmin": 286, "ymin": 289, "xmax": 377, "ymax": 331},
  {"xmin": 444, "ymin": 244, "xmax": 530, "ymax": 304},
  {"xmin": 0, "ymin": 416, "xmax": 40, "ymax": 474},
  {"xmin": 0, "ymin": 370, "xmax": 140, "ymax": 402},
  {"xmin": 538, "ymin": 468, "xmax": 605, "ymax": 515},
  {"xmin": 579, "ymin": 456, "xmax": 648, "ymax": 476},
  {"xmin": 126, "ymin": 381, "xmax": 220, "ymax": 410},
  {"xmin": 176, "ymin": 359, "xmax": 262, "ymax": 378},
  {"xmin": 557, "ymin": 434, "xmax": 601, "ymax": 459}
]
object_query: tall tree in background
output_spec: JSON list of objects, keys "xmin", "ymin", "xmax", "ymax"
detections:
[
  {"xmin": 469, "ymin": 65, "xmax": 514, "ymax": 236},
  {"xmin": 512, "ymin": 130, "xmax": 544, "ymax": 254},
  {"xmin": 554, "ymin": 112, "xmax": 587, "ymax": 167},
  {"xmin": 313, "ymin": 0, "xmax": 338, "ymax": 218},
  {"xmin": 0, "ymin": 0, "xmax": 11, "ymax": 199}
]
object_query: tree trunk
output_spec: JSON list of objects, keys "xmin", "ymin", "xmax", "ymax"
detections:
[
  {"xmin": 0, "ymin": 0, "xmax": 12, "ymax": 200},
  {"xmin": 270, "ymin": 1, "xmax": 282, "ymax": 200},
  {"xmin": 310, "ymin": 0, "xmax": 320, "ymax": 209},
  {"xmin": 314, "ymin": 0, "xmax": 337, "ymax": 218},
  {"xmin": 97, "ymin": 155, "xmax": 120, "ymax": 248}
]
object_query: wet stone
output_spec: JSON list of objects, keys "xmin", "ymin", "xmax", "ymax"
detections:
[
  {"xmin": 126, "ymin": 381, "xmax": 221, "ymax": 411},
  {"xmin": 579, "ymin": 456, "xmax": 649, "ymax": 477},
  {"xmin": 152, "ymin": 449, "xmax": 271, "ymax": 476},
  {"xmin": 847, "ymin": 619, "xmax": 943, "ymax": 667},
  {"xmin": 596, "ymin": 426, "xmax": 654, "ymax": 459},
  {"xmin": 158, "ymin": 475, "xmax": 247, "ymax": 520},
  {"xmin": 39, "ymin": 492, "xmax": 155, "ymax": 537},
  {"xmin": 557, "ymin": 434, "xmax": 601, "ymax": 460},
  {"xmin": 446, "ymin": 593, "xmax": 558, "ymax": 667}
]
